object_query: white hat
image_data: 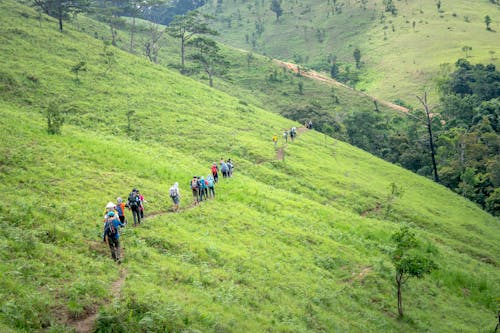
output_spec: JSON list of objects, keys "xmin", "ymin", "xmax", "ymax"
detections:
[{"xmin": 106, "ymin": 202, "xmax": 115, "ymax": 209}]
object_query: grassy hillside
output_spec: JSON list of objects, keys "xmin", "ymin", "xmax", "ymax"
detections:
[
  {"xmin": 0, "ymin": 1, "xmax": 499, "ymax": 332},
  {"xmin": 201, "ymin": 0, "xmax": 500, "ymax": 104}
]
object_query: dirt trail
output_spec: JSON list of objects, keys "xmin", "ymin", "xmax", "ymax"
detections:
[
  {"xmin": 276, "ymin": 147, "xmax": 284, "ymax": 160},
  {"xmin": 71, "ymin": 269, "xmax": 127, "ymax": 333},
  {"xmin": 274, "ymin": 60, "xmax": 409, "ymax": 114}
]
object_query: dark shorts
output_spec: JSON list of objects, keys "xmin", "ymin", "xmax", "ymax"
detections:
[{"xmin": 172, "ymin": 195, "xmax": 179, "ymax": 204}]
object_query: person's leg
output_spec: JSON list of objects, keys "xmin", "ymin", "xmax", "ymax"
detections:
[
  {"xmin": 132, "ymin": 208, "xmax": 138, "ymax": 226},
  {"xmin": 108, "ymin": 239, "xmax": 117, "ymax": 261}
]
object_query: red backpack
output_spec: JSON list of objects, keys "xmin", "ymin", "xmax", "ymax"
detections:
[{"xmin": 211, "ymin": 165, "xmax": 217, "ymax": 173}]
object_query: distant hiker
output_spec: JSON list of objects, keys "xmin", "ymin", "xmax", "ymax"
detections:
[
  {"xmin": 190, "ymin": 176, "xmax": 199, "ymax": 205},
  {"xmin": 211, "ymin": 162, "xmax": 219, "ymax": 183},
  {"xmin": 103, "ymin": 211, "xmax": 125, "ymax": 262},
  {"xmin": 220, "ymin": 161, "xmax": 229, "ymax": 178},
  {"xmin": 272, "ymin": 134, "xmax": 278, "ymax": 148},
  {"xmin": 169, "ymin": 182, "xmax": 180, "ymax": 212},
  {"xmin": 207, "ymin": 174, "xmax": 215, "ymax": 198},
  {"xmin": 227, "ymin": 158, "xmax": 234, "ymax": 177},
  {"xmin": 137, "ymin": 190, "xmax": 146, "ymax": 218},
  {"xmin": 116, "ymin": 197, "xmax": 126, "ymax": 224},
  {"xmin": 198, "ymin": 176, "xmax": 207, "ymax": 201},
  {"xmin": 283, "ymin": 130, "xmax": 288, "ymax": 143},
  {"xmin": 308, "ymin": 120, "xmax": 313, "ymax": 129},
  {"xmin": 290, "ymin": 127, "xmax": 297, "ymax": 142},
  {"xmin": 127, "ymin": 188, "xmax": 141, "ymax": 226}
]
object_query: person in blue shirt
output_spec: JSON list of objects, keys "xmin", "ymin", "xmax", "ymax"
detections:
[{"xmin": 103, "ymin": 211, "xmax": 125, "ymax": 262}]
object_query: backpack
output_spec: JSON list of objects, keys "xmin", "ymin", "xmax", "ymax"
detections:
[
  {"xmin": 128, "ymin": 192, "xmax": 139, "ymax": 207},
  {"xmin": 169, "ymin": 187, "xmax": 177, "ymax": 197},
  {"xmin": 191, "ymin": 179, "xmax": 198, "ymax": 189},
  {"xmin": 207, "ymin": 178, "xmax": 214, "ymax": 187},
  {"xmin": 211, "ymin": 165, "xmax": 217, "ymax": 173},
  {"xmin": 105, "ymin": 220, "xmax": 117, "ymax": 239}
]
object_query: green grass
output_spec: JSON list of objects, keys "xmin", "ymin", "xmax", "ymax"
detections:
[
  {"xmin": 201, "ymin": 0, "xmax": 500, "ymax": 104},
  {"xmin": 0, "ymin": 1, "xmax": 499, "ymax": 332}
]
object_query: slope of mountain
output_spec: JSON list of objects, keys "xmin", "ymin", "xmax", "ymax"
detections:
[
  {"xmin": 0, "ymin": 1, "xmax": 499, "ymax": 332},
  {"xmin": 201, "ymin": 0, "xmax": 500, "ymax": 104}
]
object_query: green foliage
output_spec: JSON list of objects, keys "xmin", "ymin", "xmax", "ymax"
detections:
[
  {"xmin": 70, "ymin": 61, "xmax": 87, "ymax": 80},
  {"xmin": 391, "ymin": 225, "xmax": 437, "ymax": 317},
  {"xmin": 46, "ymin": 100, "xmax": 65, "ymax": 135},
  {"xmin": 0, "ymin": 1, "xmax": 499, "ymax": 332}
]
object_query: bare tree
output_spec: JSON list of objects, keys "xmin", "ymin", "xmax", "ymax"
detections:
[{"xmin": 416, "ymin": 91, "xmax": 440, "ymax": 183}]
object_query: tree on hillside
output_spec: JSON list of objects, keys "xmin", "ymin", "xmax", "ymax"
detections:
[
  {"xmin": 416, "ymin": 91, "xmax": 440, "ymax": 183},
  {"xmin": 391, "ymin": 225, "xmax": 437, "ymax": 317},
  {"xmin": 270, "ymin": 0, "xmax": 283, "ymax": 22},
  {"xmin": 33, "ymin": 0, "xmax": 90, "ymax": 32},
  {"xmin": 187, "ymin": 37, "xmax": 228, "ymax": 87},
  {"xmin": 142, "ymin": 0, "xmax": 168, "ymax": 63},
  {"xmin": 353, "ymin": 48, "xmax": 362, "ymax": 69},
  {"xmin": 462, "ymin": 45, "xmax": 472, "ymax": 58},
  {"xmin": 485, "ymin": 15, "xmax": 492, "ymax": 31},
  {"xmin": 127, "ymin": 0, "xmax": 149, "ymax": 52},
  {"xmin": 383, "ymin": 0, "xmax": 397, "ymax": 15},
  {"xmin": 99, "ymin": 0, "xmax": 127, "ymax": 46},
  {"xmin": 166, "ymin": 10, "xmax": 218, "ymax": 69}
]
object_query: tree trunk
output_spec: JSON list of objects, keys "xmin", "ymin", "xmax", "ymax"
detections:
[
  {"xmin": 396, "ymin": 274, "xmax": 404, "ymax": 317},
  {"xmin": 130, "ymin": 16, "xmax": 136, "ymax": 53},
  {"xmin": 181, "ymin": 37, "xmax": 185, "ymax": 68},
  {"xmin": 58, "ymin": 6, "xmax": 63, "ymax": 32},
  {"xmin": 416, "ymin": 92, "xmax": 440, "ymax": 183}
]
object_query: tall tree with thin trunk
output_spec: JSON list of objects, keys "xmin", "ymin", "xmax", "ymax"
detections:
[
  {"xmin": 416, "ymin": 91, "xmax": 440, "ymax": 183},
  {"xmin": 270, "ymin": 0, "xmax": 283, "ymax": 22},
  {"xmin": 166, "ymin": 10, "xmax": 218, "ymax": 69},
  {"xmin": 187, "ymin": 36, "xmax": 228, "ymax": 87},
  {"xmin": 33, "ymin": 0, "xmax": 90, "ymax": 32}
]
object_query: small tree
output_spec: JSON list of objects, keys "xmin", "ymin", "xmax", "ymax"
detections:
[
  {"xmin": 353, "ymin": 48, "xmax": 361, "ymax": 69},
  {"xmin": 270, "ymin": 0, "xmax": 283, "ymax": 22},
  {"xmin": 101, "ymin": 42, "xmax": 116, "ymax": 75},
  {"xmin": 391, "ymin": 225, "xmax": 437, "ymax": 317},
  {"xmin": 485, "ymin": 15, "xmax": 492, "ymax": 30},
  {"xmin": 298, "ymin": 81, "xmax": 304, "ymax": 94},
  {"xmin": 461, "ymin": 45, "xmax": 472, "ymax": 58},
  {"xmin": 385, "ymin": 182, "xmax": 405, "ymax": 217},
  {"xmin": 70, "ymin": 61, "xmax": 87, "ymax": 80},
  {"xmin": 46, "ymin": 100, "xmax": 64, "ymax": 135}
]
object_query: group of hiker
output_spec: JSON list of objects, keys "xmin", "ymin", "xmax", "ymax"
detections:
[
  {"xmin": 101, "ymin": 159, "xmax": 235, "ymax": 262},
  {"xmin": 101, "ymin": 188, "xmax": 146, "ymax": 263},
  {"xmin": 186, "ymin": 158, "xmax": 234, "ymax": 206},
  {"xmin": 273, "ymin": 126, "xmax": 298, "ymax": 147}
]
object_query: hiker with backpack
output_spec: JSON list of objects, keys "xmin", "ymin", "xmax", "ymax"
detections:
[
  {"xmin": 220, "ymin": 161, "xmax": 229, "ymax": 178},
  {"xmin": 272, "ymin": 134, "xmax": 278, "ymax": 148},
  {"xmin": 115, "ymin": 197, "xmax": 126, "ymax": 224},
  {"xmin": 290, "ymin": 127, "xmax": 297, "ymax": 142},
  {"xmin": 207, "ymin": 174, "xmax": 215, "ymax": 198},
  {"xmin": 127, "ymin": 188, "xmax": 141, "ymax": 226},
  {"xmin": 211, "ymin": 162, "xmax": 219, "ymax": 183},
  {"xmin": 227, "ymin": 159, "xmax": 234, "ymax": 177},
  {"xmin": 190, "ymin": 176, "xmax": 199, "ymax": 205},
  {"xmin": 169, "ymin": 182, "xmax": 180, "ymax": 212},
  {"xmin": 137, "ymin": 190, "xmax": 146, "ymax": 219},
  {"xmin": 103, "ymin": 211, "xmax": 125, "ymax": 263},
  {"xmin": 198, "ymin": 176, "xmax": 207, "ymax": 201},
  {"xmin": 283, "ymin": 130, "xmax": 288, "ymax": 143}
]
